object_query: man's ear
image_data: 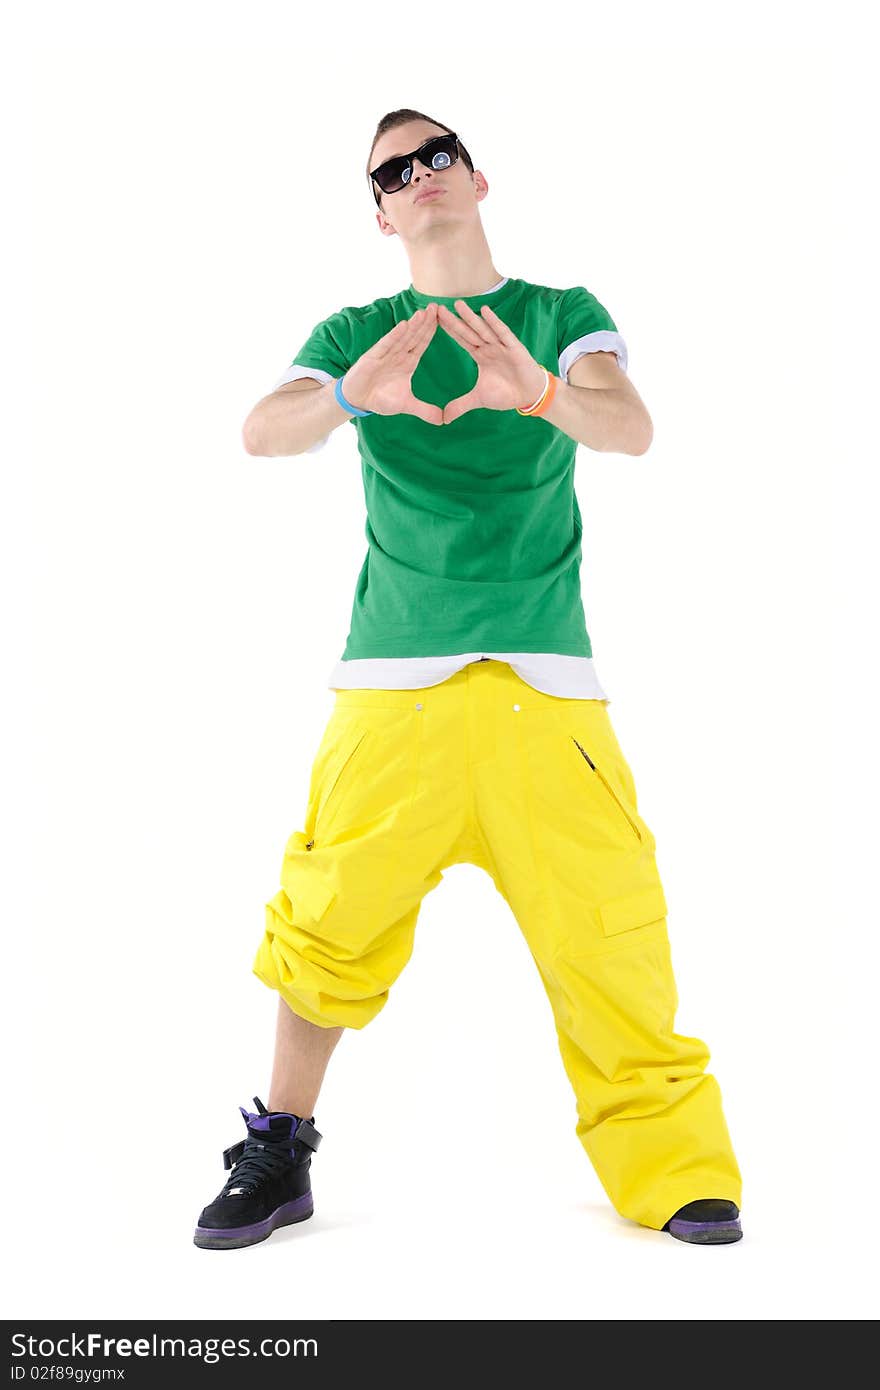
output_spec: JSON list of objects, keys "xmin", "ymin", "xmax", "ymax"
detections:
[
  {"xmin": 472, "ymin": 170, "xmax": 489, "ymax": 202},
  {"xmin": 375, "ymin": 210, "xmax": 398, "ymax": 239}
]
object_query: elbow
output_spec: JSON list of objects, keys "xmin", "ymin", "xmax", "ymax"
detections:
[
  {"xmin": 242, "ymin": 413, "xmax": 265, "ymax": 456},
  {"xmin": 630, "ymin": 414, "xmax": 654, "ymax": 456}
]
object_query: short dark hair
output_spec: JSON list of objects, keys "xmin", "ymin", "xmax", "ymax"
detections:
[{"xmin": 366, "ymin": 108, "xmax": 475, "ymax": 209}]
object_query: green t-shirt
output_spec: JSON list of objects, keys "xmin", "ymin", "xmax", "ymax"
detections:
[{"xmin": 283, "ymin": 276, "xmax": 624, "ymax": 661}]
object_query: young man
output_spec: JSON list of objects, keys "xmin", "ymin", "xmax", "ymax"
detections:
[{"xmin": 194, "ymin": 110, "xmax": 743, "ymax": 1251}]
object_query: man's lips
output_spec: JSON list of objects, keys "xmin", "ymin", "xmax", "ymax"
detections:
[{"xmin": 414, "ymin": 187, "xmax": 445, "ymax": 203}]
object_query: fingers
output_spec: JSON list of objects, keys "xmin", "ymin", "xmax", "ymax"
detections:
[
  {"xmin": 382, "ymin": 305, "xmax": 435, "ymax": 363},
  {"xmin": 438, "ymin": 300, "xmax": 496, "ymax": 349},
  {"xmin": 475, "ymin": 304, "xmax": 519, "ymax": 348},
  {"xmin": 435, "ymin": 307, "xmax": 491, "ymax": 364},
  {"xmin": 398, "ymin": 304, "xmax": 439, "ymax": 366},
  {"xmin": 373, "ymin": 317, "xmax": 410, "ymax": 360},
  {"xmin": 406, "ymin": 395, "xmax": 444, "ymax": 426},
  {"xmin": 441, "ymin": 390, "xmax": 479, "ymax": 425},
  {"xmin": 411, "ymin": 303, "xmax": 440, "ymax": 348},
  {"xmin": 375, "ymin": 305, "xmax": 437, "ymax": 361}
]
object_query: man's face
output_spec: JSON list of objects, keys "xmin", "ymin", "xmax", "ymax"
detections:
[{"xmin": 370, "ymin": 121, "xmax": 484, "ymax": 239}]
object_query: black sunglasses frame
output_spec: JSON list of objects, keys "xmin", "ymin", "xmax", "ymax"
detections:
[{"xmin": 369, "ymin": 132, "xmax": 467, "ymax": 208}]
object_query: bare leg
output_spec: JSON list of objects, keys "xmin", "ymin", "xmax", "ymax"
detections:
[{"xmin": 267, "ymin": 997, "xmax": 344, "ymax": 1118}]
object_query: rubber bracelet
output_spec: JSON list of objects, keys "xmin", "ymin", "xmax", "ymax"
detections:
[
  {"xmin": 334, "ymin": 375, "xmax": 373, "ymax": 417},
  {"xmin": 516, "ymin": 367, "xmax": 549, "ymax": 414},
  {"xmin": 530, "ymin": 370, "xmax": 558, "ymax": 416},
  {"xmin": 516, "ymin": 368, "xmax": 558, "ymax": 417}
]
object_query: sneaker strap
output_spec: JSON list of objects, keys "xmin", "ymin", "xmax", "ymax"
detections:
[
  {"xmin": 222, "ymin": 1116, "xmax": 323, "ymax": 1170},
  {"xmin": 295, "ymin": 1118, "xmax": 323, "ymax": 1153}
]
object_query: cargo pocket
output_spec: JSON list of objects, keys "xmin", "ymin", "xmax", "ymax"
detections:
[
  {"xmin": 280, "ymin": 829, "xmax": 337, "ymax": 922},
  {"xmin": 598, "ymin": 881, "xmax": 668, "ymax": 938},
  {"xmin": 550, "ymin": 876, "xmax": 678, "ymax": 1063}
]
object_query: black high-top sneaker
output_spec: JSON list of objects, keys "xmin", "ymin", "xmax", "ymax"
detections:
[
  {"xmin": 194, "ymin": 1096, "xmax": 322, "ymax": 1250},
  {"xmin": 663, "ymin": 1198, "xmax": 742, "ymax": 1244}
]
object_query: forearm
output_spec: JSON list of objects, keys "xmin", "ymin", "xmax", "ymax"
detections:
[
  {"xmin": 539, "ymin": 378, "xmax": 652, "ymax": 455},
  {"xmin": 243, "ymin": 380, "xmax": 353, "ymax": 456}
]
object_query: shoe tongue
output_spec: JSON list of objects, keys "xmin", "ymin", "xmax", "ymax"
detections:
[{"xmin": 239, "ymin": 1106, "xmax": 299, "ymax": 1142}]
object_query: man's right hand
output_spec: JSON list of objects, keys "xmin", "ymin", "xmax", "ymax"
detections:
[{"xmin": 340, "ymin": 304, "xmax": 443, "ymax": 425}]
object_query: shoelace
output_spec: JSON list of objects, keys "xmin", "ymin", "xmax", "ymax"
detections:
[{"xmin": 221, "ymin": 1135, "xmax": 298, "ymax": 1198}]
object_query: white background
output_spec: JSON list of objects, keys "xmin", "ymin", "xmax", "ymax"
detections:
[{"xmin": 6, "ymin": 0, "xmax": 876, "ymax": 1322}]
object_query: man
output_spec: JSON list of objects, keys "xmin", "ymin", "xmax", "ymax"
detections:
[{"xmin": 194, "ymin": 110, "xmax": 743, "ymax": 1251}]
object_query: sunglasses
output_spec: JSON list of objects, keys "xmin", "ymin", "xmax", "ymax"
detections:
[{"xmin": 369, "ymin": 132, "xmax": 467, "ymax": 206}]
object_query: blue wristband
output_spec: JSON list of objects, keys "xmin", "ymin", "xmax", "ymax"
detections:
[{"xmin": 334, "ymin": 374, "xmax": 373, "ymax": 417}]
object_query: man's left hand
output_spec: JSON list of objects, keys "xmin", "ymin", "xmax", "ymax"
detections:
[{"xmin": 436, "ymin": 301, "xmax": 548, "ymax": 423}]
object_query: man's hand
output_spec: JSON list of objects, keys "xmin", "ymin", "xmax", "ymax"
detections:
[
  {"xmin": 436, "ymin": 301, "xmax": 547, "ymax": 423},
  {"xmin": 342, "ymin": 304, "xmax": 443, "ymax": 425}
]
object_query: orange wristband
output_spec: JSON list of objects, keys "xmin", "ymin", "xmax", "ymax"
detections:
[{"xmin": 516, "ymin": 368, "xmax": 558, "ymax": 417}]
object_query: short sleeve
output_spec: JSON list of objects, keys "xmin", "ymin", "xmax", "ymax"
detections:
[
  {"xmin": 556, "ymin": 285, "xmax": 628, "ymax": 379},
  {"xmin": 271, "ymin": 308, "xmax": 358, "ymax": 454}
]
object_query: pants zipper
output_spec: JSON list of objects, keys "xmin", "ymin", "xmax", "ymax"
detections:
[{"xmin": 571, "ymin": 737, "xmax": 643, "ymax": 843}]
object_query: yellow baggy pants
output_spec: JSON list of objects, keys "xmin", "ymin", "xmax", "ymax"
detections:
[{"xmin": 254, "ymin": 659, "xmax": 742, "ymax": 1230}]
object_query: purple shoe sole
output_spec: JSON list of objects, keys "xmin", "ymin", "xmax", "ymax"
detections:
[
  {"xmin": 194, "ymin": 1192, "xmax": 314, "ymax": 1250},
  {"xmin": 666, "ymin": 1214, "xmax": 743, "ymax": 1245}
]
